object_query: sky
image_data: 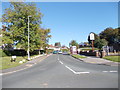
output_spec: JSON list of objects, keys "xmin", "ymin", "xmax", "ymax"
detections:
[{"xmin": 1, "ymin": 2, "xmax": 118, "ymax": 47}]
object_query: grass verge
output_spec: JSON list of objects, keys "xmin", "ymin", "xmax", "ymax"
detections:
[
  {"xmin": 0, "ymin": 56, "xmax": 28, "ymax": 70},
  {"xmin": 80, "ymin": 48, "xmax": 99, "ymax": 51},
  {"xmin": 72, "ymin": 54, "xmax": 87, "ymax": 59},
  {"xmin": 0, "ymin": 54, "xmax": 43, "ymax": 70},
  {"xmin": 103, "ymin": 56, "xmax": 120, "ymax": 62}
]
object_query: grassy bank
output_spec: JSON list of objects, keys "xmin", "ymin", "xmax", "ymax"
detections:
[
  {"xmin": 72, "ymin": 54, "xmax": 87, "ymax": 59},
  {"xmin": 103, "ymin": 56, "xmax": 120, "ymax": 62},
  {"xmin": 0, "ymin": 54, "xmax": 42, "ymax": 70},
  {"xmin": 0, "ymin": 56, "xmax": 28, "ymax": 70}
]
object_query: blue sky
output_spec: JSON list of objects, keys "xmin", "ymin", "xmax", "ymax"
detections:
[{"xmin": 1, "ymin": 2, "xmax": 118, "ymax": 47}]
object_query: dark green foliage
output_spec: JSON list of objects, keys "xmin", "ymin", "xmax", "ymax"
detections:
[
  {"xmin": 94, "ymin": 38, "xmax": 108, "ymax": 50},
  {"xmin": 54, "ymin": 42, "xmax": 61, "ymax": 47},
  {"xmin": 30, "ymin": 50, "xmax": 39, "ymax": 55},
  {"xmin": 2, "ymin": 50, "xmax": 27, "ymax": 56},
  {"xmin": 1, "ymin": 49, "xmax": 45, "ymax": 57},
  {"xmin": 99, "ymin": 27, "xmax": 119, "ymax": 45},
  {"xmin": 62, "ymin": 49, "xmax": 69, "ymax": 52},
  {"xmin": 69, "ymin": 40, "xmax": 79, "ymax": 48}
]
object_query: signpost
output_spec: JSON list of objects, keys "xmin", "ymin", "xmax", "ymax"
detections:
[{"xmin": 89, "ymin": 32, "xmax": 95, "ymax": 52}]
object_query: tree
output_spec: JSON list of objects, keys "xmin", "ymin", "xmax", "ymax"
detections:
[
  {"xmin": 39, "ymin": 28, "xmax": 51, "ymax": 52},
  {"xmin": 94, "ymin": 38, "xmax": 108, "ymax": 50},
  {"xmin": 55, "ymin": 42, "xmax": 61, "ymax": 47},
  {"xmin": 2, "ymin": 2, "xmax": 51, "ymax": 51},
  {"xmin": 69, "ymin": 40, "xmax": 79, "ymax": 48},
  {"xmin": 99, "ymin": 27, "xmax": 119, "ymax": 45},
  {"xmin": 88, "ymin": 32, "xmax": 108, "ymax": 50},
  {"xmin": 0, "ymin": 28, "xmax": 2, "ymax": 46}
]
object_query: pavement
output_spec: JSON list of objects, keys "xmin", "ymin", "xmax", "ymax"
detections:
[
  {"xmin": 77, "ymin": 55, "xmax": 120, "ymax": 66},
  {"xmin": 1, "ymin": 54, "xmax": 52, "ymax": 75}
]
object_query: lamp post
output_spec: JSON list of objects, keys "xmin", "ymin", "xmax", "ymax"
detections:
[{"xmin": 27, "ymin": 15, "xmax": 31, "ymax": 60}]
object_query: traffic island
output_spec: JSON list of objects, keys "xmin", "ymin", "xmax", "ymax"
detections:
[
  {"xmin": 71, "ymin": 54, "xmax": 87, "ymax": 60},
  {"xmin": 71, "ymin": 54, "xmax": 119, "ymax": 66}
]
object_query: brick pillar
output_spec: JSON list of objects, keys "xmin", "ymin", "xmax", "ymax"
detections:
[
  {"xmin": 101, "ymin": 51, "xmax": 106, "ymax": 58},
  {"xmin": 96, "ymin": 51, "xmax": 99, "ymax": 57}
]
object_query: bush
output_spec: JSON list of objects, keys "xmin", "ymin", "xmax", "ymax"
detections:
[
  {"xmin": 81, "ymin": 48, "xmax": 99, "ymax": 51},
  {"xmin": 30, "ymin": 50, "xmax": 39, "ymax": 55},
  {"xmin": 62, "ymin": 49, "xmax": 69, "ymax": 52},
  {"xmin": 1, "ymin": 49, "xmax": 27, "ymax": 57},
  {"xmin": 1, "ymin": 49, "xmax": 45, "ymax": 57}
]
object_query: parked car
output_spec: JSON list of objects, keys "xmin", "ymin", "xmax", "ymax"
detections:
[
  {"xmin": 58, "ymin": 51, "xmax": 62, "ymax": 54},
  {"xmin": 62, "ymin": 51, "xmax": 69, "ymax": 55},
  {"xmin": 53, "ymin": 51, "xmax": 58, "ymax": 54}
]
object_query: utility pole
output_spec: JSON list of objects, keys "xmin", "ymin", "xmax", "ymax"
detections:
[
  {"xmin": 27, "ymin": 15, "xmax": 31, "ymax": 60},
  {"xmin": 92, "ymin": 40, "xmax": 94, "ymax": 52}
]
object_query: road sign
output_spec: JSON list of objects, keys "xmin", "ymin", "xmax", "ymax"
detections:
[{"xmin": 90, "ymin": 33, "xmax": 95, "ymax": 40}]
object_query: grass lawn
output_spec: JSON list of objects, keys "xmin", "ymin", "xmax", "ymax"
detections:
[
  {"xmin": 0, "ymin": 54, "xmax": 42, "ymax": 70},
  {"xmin": 72, "ymin": 54, "xmax": 87, "ymax": 59},
  {"xmin": 0, "ymin": 56, "xmax": 28, "ymax": 70},
  {"xmin": 103, "ymin": 56, "xmax": 120, "ymax": 62}
]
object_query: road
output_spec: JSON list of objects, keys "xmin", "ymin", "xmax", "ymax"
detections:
[{"xmin": 2, "ymin": 54, "xmax": 119, "ymax": 88}]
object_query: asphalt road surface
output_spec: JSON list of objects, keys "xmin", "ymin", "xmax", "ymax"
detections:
[{"xmin": 2, "ymin": 54, "xmax": 119, "ymax": 88}]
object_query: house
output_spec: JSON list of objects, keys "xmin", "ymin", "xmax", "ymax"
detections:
[
  {"xmin": 47, "ymin": 44, "xmax": 61, "ymax": 51},
  {"xmin": 61, "ymin": 45, "xmax": 68, "ymax": 49},
  {"xmin": 48, "ymin": 44, "xmax": 55, "ymax": 50}
]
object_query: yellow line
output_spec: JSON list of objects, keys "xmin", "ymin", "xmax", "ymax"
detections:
[{"xmin": 38, "ymin": 55, "xmax": 49, "ymax": 62}]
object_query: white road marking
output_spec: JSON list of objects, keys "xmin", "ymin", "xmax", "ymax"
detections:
[
  {"xmin": 58, "ymin": 56, "xmax": 90, "ymax": 75},
  {"xmin": 59, "ymin": 61, "xmax": 63, "ymax": 65},
  {"xmin": 75, "ymin": 72, "xmax": 90, "ymax": 74},
  {"xmin": 0, "ymin": 73, "xmax": 3, "ymax": 76},
  {"xmin": 65, "ymin": 65, "xmax": 90, "ymax": 75},
  {"xmin": 102, "ymin": 71, "xmax": 118, "ymax": 73},
  {"xmin": 103, "ymin": 71, "xmax": 109, "ymax": 72},
  {"xmin": 65, "ymin": 65, "xmax": 76, "ymax": 74},
  {"xmin": 109, "ymin": 71, "xmax": 118, "ymax": 73},
  {"xmin": 58, "ymin": 56, "xmax": 59, "ymax": 60}
]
